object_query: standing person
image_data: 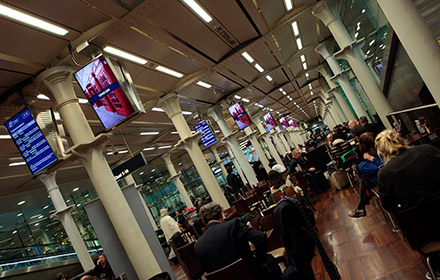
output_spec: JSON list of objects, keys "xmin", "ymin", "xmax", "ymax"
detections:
[
  {"xmin": 359, "ymin": 116, "xmax": 381, "ymax": 134},
  {"xmin": 93, "ymin": 254, "xmax": 115, "ymax": 280},
  {"xmin": 226, "ymin": 165, "xmax": 244, "ymax": 197},
  {"xmin": 159, "ymin": 208, "xmax": 181, "ymax": 243},
  {"xmin": 375, "ymin": 130, "xmax": 440, "ymax": 213},
  {"xmin": 348, "ymin": 132, "xmax": 383, "ymax": 218},
  {"xmin": 252, "ymin": 161, "xmax": 268, "ymax": 182}
]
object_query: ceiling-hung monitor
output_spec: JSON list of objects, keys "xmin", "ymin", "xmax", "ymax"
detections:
[
  {"xmin": 288, "ymin": 120, "xmax": 297, "ymax": 128},
  {"xmin": 228, "ymin": 103, "xmax": 252, "ymax": 130},
  {"xmin": 194, "ymin": 120, "xmax": 217, "ymax": 148},
  {"xmin": 5, "ymin": 107, "xmax": 58, "ymax": 175},
  {"xmin": 263, "ymin": 112, "xmax": 277, "ymax": 130},
  {"xmin": 280, "ymin": 117, "xmax": 289, "ymax": 129},
  {"xmin": 74, "ymin": 55, "xmax": 145, "ymax": 131}
]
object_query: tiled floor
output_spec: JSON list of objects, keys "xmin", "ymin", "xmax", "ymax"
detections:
[{"xmin": 172, "ymin": 187, "xmax": 428, "ymax": 279}]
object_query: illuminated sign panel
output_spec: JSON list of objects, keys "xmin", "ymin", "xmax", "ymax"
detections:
[
  {"xmin": 263, "ymin": 113, "xmax": 277, "ymax": 130},
  {"xmin": 228, "ymin": 103, "xmax": 252, "ymax": 130},
  {"xmin": 194, "ymin": 120, "xmax": 217, "ymax": 148}
]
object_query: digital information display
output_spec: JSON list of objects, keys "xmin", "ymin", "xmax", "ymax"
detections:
[
  {"xmin": 74, "ymin": 56, "xmax": 135, "ymax": 130},
  {"xmin": 280, "ymin": 117, "xmax": 289, "ymax": 129},
  {"xmin": 263, "ymin": 113, "xmax": 277, "ymax": 130},
  {"xmin": 228, "ymin": 103, "xmax": 252, "ymax": 130},
  {"xmin": 194, "ymin": 120, "xmax": 217, "ymax": 148},
  {"xmin": 112, "ymin": 153, "xmax": 147, "ymax": 181},
  {"xmin": 288, "ymin": 120, "xmax": 297, "ymax": 128},
  {"xmin": 5, "ymin": 108, "xmax": 58, "ymax": 175}
]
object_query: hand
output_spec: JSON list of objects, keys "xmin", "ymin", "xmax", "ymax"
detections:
[
  {"xmin": 309, "ymin": 167, "xmax": 316, "ymax": 172},
  {"xmin": 363, "ymin": 152, "xmax": 374, "ymax": 161}
]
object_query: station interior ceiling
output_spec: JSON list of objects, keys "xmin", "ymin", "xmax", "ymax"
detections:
[{"xmin": 0, "ymin": 0, "xmax": 439, "ymax": 217}]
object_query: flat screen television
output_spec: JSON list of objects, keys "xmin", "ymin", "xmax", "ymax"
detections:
[
  {"xmin": 263, "ymin": 113, "xmax": 277, "ymax": 130},
  {"xmin": 5, "ymin": 107, "xmax": 58, "ymax": 175},
  {"xmin": 280, "ymin": 117, "xmax": 289, "ymax": 129},
  {"xmin": 228, "ymin": 103, "xmax": 252, "ymax": 130},
  {"xmin": 194, "ymin": 120, "xmax": 217, "ymax": 148},
  {"xmin": 288, "ymin": 120, "xmax": 297, "ymax": 128},
  {"xmin": 74, "ymin": 55, "xmax": 144, "ymax": 131}
]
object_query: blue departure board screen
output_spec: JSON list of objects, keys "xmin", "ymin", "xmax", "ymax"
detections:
[
  {"xmin": 194, "ymin": 120, "xmax": 217, "ymax": 148},
  {"xmin": 5, "ymin": 108, "xmax": 58, "ymax": 175}
]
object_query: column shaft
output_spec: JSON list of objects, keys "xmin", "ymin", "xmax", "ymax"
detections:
[
  {"xmin": 332, "ymin": 88, "xmax": 356, "ymax": 120},
  {"xmin": 162, "ymin": 154, "xmax": 194, "ymax": 208},
  {"xmin": 256, "ymin": 123, "xmax": 285, "ymax": 168},
  {"xmin": 211, "ymin": 146, "xmax": 228, "ymax": 180},
  {"xmin": 245, "ymin": 128, "xmax": 270, "ymax": 172},
  {"xmin": 226, "ymin": 145, "xmax": 249, "ymax": 185}
]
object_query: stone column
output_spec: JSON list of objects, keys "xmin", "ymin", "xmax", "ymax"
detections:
[
  {"xmin": 330, "ymin": 95, "xmax": 348, "ymax": 122},
  {"xmin": 161, "ymin": 153, "xmax": 194, "ymax": 208},
  {"xmin": 40, "ymin": 173, "xmax": 94, "ymax": 271},
  {"xmin": 210, "ymin": 145, "xmax": 228, "ymax": 179},
  {"xmin": 377, "ymin": 0, "xmax": 440, "ymax": 108},
  {"xmin": 277, "ymin": 127, "xmax": 292, "ymax": 152},
  {"xmin": 315, "ymin": 42, "xmax": 369, "ymax": 121},
  {"xmin": 244, "ymin": 127, "xmax": 270, "ymax": 172},
  {"xmin": 225, "ymin": 145, "xmax": 248, "ymax": 185},
  {"xmin": 317, "ymin": 64, "xmax": 355, "ymax": 121},
  {"xmin": 208, "ymin": 106, "xmax": 258, "ymax": 186},
  {"xmin": 313, "ymin": 0, "xmax": 393, "ymax": 128},
  {"xmin": 256, "ymin": 122, "xmax": 285, "ymax": 168},
  {"xmin": 36, "ymin": 67, "xmax": 162, "ymax": 279},
  {"xmin": 327, "ymin": 106, "xmax": 339, "ymax": 125},
  {"xmin": 272, "ymin": 129, "xmax": 288, "ymax": 155},
  {"xmin": 157, "ymin": 94, "xmax": 229, "ymax": 208}
]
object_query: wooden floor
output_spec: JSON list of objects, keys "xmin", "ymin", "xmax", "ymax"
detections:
[{"xmin": 172, "ymin": 187, "xmax": 428, "ymax": 280}]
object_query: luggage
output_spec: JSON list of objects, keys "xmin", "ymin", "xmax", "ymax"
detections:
[{"xmin": 329, "ymin": 170, "xmax": 349, "ymax": 190}]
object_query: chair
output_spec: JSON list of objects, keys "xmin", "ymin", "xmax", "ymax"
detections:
[
  {"xmin": 258, "ymin": 213, "xmax": 276, "ymax": 231},
  {"xmin": 392, "ymin": 196, "xmax": 440, "ymax": 280},
  {"xmin": 232, "ymin": 198, "xmax": 250, "ymax": 215},
  {"xmin": 175, "ymin": 242, "xmax": 204, "ymax": 280},
  {"xmin": 204, "ymin": 258, "xmax": 254, "ymax": 280}
]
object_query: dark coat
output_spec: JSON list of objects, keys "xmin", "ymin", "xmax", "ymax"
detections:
[
  {"xmin": 378, "ymin": 144, "xmax": 440, "ymax": 213},
  {"xmin": 227, "ymin": 172, "xmax": 244, "ymax": 193},
  {"xmin": 194, "ymin": 219, "xmax": 268, "ymax": 279}
]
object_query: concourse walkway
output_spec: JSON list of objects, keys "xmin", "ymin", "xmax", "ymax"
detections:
[{"xmin": 171, "ymin": 187, "xmax": 427, "ymax": 280}]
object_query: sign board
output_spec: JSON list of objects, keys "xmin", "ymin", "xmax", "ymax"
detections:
[
  {"xmin": 111, "ymin": 153, "xmax": 147, "ymax": 181},
  {"xmin": 288, "ymin": 120, "xmax": 297, "ymax": 128},
  {"xmin": 263, "ymin": 113, "xmax": 277, "ymax": 130},
  {"xmin": 5, "ymin": 107, "xmax": 58, "ymax": 175},
  {"xmin": 228, "ymin": 103, "xmax": 252, "ymax": 130},
  {"xmin": 280, "ymin": 117, "xmax": 289, "ymax": 129},
  {"xmin": 194, "ymin": 120, "xmax": 217, "ymax": 148}
]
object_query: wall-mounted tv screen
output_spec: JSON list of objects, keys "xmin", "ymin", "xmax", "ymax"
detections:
[
  {"xmin": 280, "ymin": 117, "xmax": 289, "ymax": 129},
  {"xmin": 194, "ymin": 120, "xmax": 217, "ymax": 148},
  {"xmin": 5, "ymin": 108, "xmax": 58, "ymax": 175},
  {"xmin": 288, "ymin": 120, "xmax": 297, "ymax": 128},
  {"xmin": 263, "ymin": 113, "xmax": 277, "ymax": 130},
  {"xmin": 228, "ymin": 103, "xmax": 252, "ymax": 130},
  {"xmin": 74, "ymin": 56, "xmax": 143, "ymax": 130}
]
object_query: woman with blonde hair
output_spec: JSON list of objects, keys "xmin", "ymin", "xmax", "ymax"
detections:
[{"xmin": 376, "ymin": 129, "xmax": 440, "ymax": 213}]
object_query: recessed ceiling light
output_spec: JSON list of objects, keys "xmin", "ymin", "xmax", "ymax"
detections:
[
  {"xmin": 266, "ymin": 75, "xmax": 273, "ymax": 81},
  {"xmin": 155, "ymin": 65, "xmax": 184, "ymax": 78},
  {"xmin": 361, "ymin": 9, "xmax": 365, "ymax": 13},
  {"xmin": 140, "ymin": 132, "xmax": 160, "ymax": 136},
  {"xmin": 119, "ymin": 150, "xmax": 128, "ymax": 154},
  {"xmin": 17, "ymin": 201, "xmax": 25, "ymax": 206},
  {"xmin": 182, "ymin": 111, "xmax": 192, "ymax": 115},
  {"xmin": 151, "ymin": 169, "xmax": 156, "ymax": 172},
  {"xmin": 0, "ymin": 3, "xmax": 69, "ymax": 36},
  {"xmin": 300, "ymin": 55, "xmax": 306, "ymax": 62},
  {"xmin": 171, "ymin": 131, "xmax": 179, "ymax": 134},
  {"xmin": 103, "ymin": 46, "xmax": 148, "ymax": 65},
  {"xmin": 254, "ymin": 64, "xmax": 264, "ymax": 72},
  {"xmin": 152, "ymin": 107, "xmax": 165, "ymax": 112},
  {"xmin": 143, "ymin": 147, "xmax": 155, "ymax": 151},
  {"xmin": 292, "ymin": 21, "xmax": 300, "ymax": 36},
  {"xmin": 0, "ymin": 135, "xmax": 11, "ymax": 139},
  {"xmin": 284, "ymin": 0, "xmax": 293, "ymax": 11},
  {"xmin": 296, "ymin": 38, "xmax": 303, "ymax": 50},
  {"xmin": 369, "ymin": 39, "xmax": 375, "ymax": 46},
  {"xmin": 43, "ymin": 205, "xmax": 49, "ymax": 209},
  {"xmin": 158, "ymin": 145, "xmax": 172, "ymax": 149},
  {"xmin": 182, "ymin": 0, "xmax": 212, "ymax": 23},
  {"xmin": 305, "ymin": 73, "xmax": 310, "ymax": 78},
  {"xmin": 241, "ymin": 52, "xmax": 254, "ymax": 63},
  {"xmin": 354, "ymin": 32, "xmax": 359, "ymax": 39},
  {"xmin": 310, "ymin": 91, "xmax": 313, "ymax": 96},
  {"xmin": 234, "ymin": 95, "xmax": 242, "ymax": 100},
  {"xmin": 17, "ymin": 213, "xmax": 22, "ymax": 217},
  {"xmin": 37, "ymin": 94, "xmax": 50, "ymax": 100},
  {"xmin": 197, "ymin": 81, "xmax": 212, "ymax": 88},
  {"xmin": 9, "ymin": 162, "xmax": 26, "ymax": 167},
  {"xmin": 73, "ymin": 187, "xmax": 79, "ymax": 192},
  {"xmin": 78, "ymin": 98, "xmax": 88, "ymax": 104},
  {"xmin": 302, "ymin": 62, "xmax": 307, "ymax": 70},
  {"xmin": 242, "ymin": 98, "xmax": 250, "ymax": 103},
  {"xmin": 308, "ymin": 84, "xmax": 312, "ymax": 90}
]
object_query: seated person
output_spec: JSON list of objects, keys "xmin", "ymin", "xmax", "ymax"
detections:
[
  {"xmin": 376, "ymin": 130, "xmax": 440, "ymax": 213},
  {"xmin": 194, "ymin": 203, "xmax": 281, "ymax": 280},
  {"xmin": 93, "ymin": 254, "xmax": 115, "ymax": 280},
  {"xmin": 349, "ymin": 132, "xmax": 383, "ymax": 218}
]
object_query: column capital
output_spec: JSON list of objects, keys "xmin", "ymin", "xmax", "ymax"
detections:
[
  {"xmin": 207, "ymin": 104, "xmax": 224, "ymax": 123},
  {"xmin": 51, "ymin": 205, "xmax": 74, "ymax": 220},
  {"xmin": 330, "ymin": 68, "xmax": 351, "ymax": 82},
  {"xmin": 39, "ymin": 172, "xmax": 58, "ymax": 192},
  {"xmin": 182, "ymin": 132, "xmax": 202, "ymax": 150},
  {"xmin": 312, "ymin": 0, "xmax": 340, "ymax": 27},
  {"xmin": 315, "ymin": 41, "xmax": 334, "ymax": 59},
  {"xmin": 333, "ymin": 40, "xmax": 364, "ymax": 61},
  {"xmin": 161, "ymin": 152, "xmax": 172, "ymax": 164},
  {"xmin": 157, "ymin": 93, "xmax": 182, "ymax": 119}
]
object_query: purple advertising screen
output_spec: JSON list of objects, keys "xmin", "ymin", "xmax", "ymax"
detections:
[
  {"xmin": 280, "ymin": 117, "xmax": 289, "ymax": 129},
  {"xmin": 288, "ymin": 120, "xmax": 297, "ymax": 128},
  {"xmin": 263, "ymin": 113, "xmax": 277, "ymax": 130},
  {"xmin": 74, "ymin": 56, "xmax": 135, "ymax": 130},
  {"xmin": 228, "ymin": 103, "xmax": 252, "ymax": 130}
]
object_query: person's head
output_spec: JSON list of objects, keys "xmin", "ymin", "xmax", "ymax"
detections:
[
  {"xmin": 98, "ymin": 254, "xmax": 107, "ymax": 265},
  {"xmin": 348, "ymin": 120, "xmax": 359, "ymax": 129},
  {"xmin": 293, "ymin": 149, "xmax": 301, "ymax": 159},
  {"xmin": 359, "ymin": 116, "xmax": 369, "ymax": 125},
  {"xmin": 359, "ymin": 132, "xmax": 377, "ymax": 155},
  {"xmin": 375, "ymin": 129, "xmax": 409, "ymax": 163},
  {"xmin": 327, "ymin": 133, "xmax": 333, "ymax": 145},
  {"xmin": 160, "ymin": 208, "xmax": 168, "ymax": 217},
  {"xmin": 226, "ymin": 165, "xmax": 233, "ymax": 174},
  {"xmin": 350, "ymin": 124, "xmax": 366, "ymax": 140},
  {"xmin": 268, "ymin": 170, "xmax": 284, "ymax": 189},
  {"xmin": 80, "ymin": 276, "xmax": 95, "ymax": 280},
  {"xmin": 199, "ymin": 202, "xmax": 223, "ymax": 224},
  {"xmin": 56, "ymin": 272, "xmax": 67, "ymax": 280}
]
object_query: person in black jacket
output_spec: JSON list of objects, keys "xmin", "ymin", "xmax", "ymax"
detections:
[
  {"xmin": 93, "ymin": 254, "xmax": 115, "ymax": 280},
  {"xmin": 226, "ymin": 165, "xmax": 244, "ymax": 196},
  {"xmin": 194, "ymin": 202, "xmax": 280, "ymax": 280},
  {"xmin": 252, "ymin": 161, "xmax": 268, "ymax": 182}
]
